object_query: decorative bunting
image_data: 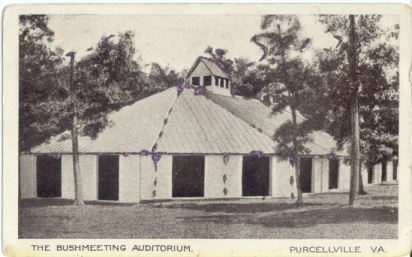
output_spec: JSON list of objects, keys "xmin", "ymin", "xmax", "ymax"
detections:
[
  {"xmin": 46, "ymin": 153, "xmax": 60, "ymax": 159},
  {"xmin": 140, "ymin": 150, "xmax": 150, "ymax": 156},
  {"xmin": 250, "ymin": 150, "xmax": 264, "ymax": 158},
  {"xmin": 289, "ymin": 176, "xmax": 294, "ymax": 186},
  {"xmin": 223, "ymin": 188, "xmax": 228, "ymax": 196},
  {"xmin": 177, "ymin": 83, "xmax": 191, "ymax": 95},
  {"xmin": 223, "ymin": 153, "xmax": 230, "ymax": 165},
  {"xmin": 325, "ymin": 152, "xmax": 338, "ymax": 161},
  {"xmin": 223, "ymin": 174, "xmax": 227, "ymax": 184},
  {"xmin": 140, "ymin": 150, "xmax": 162, "ymax": 172},
  {"xmin": 152, "ymin": 152, "xmax": 162, "ymax": 172},
  {"xmin": 123, "ymin": 152, "xmax": 130, "ymax": 157},
  {"xmin": 289, "ymin": 149, "xmax": 296, "ymax": 167},
  {"xmin": 194, "ymin": 86, "xmax": 206, "ymax": 96}
]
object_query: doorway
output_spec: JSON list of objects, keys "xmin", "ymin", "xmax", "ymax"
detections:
[
  {"xmin": 98, "ymin": 155, "xmax": 119, "ymax": 200},
  {"xmin": 242, "ymin": 156, "xmax": 270, "ymax": 196},
  {"xmin": 172, "ymin": 156, "xmax": 205, "ymax": 197},
  {"xmin": 37, "ymin": 155, "xmax": 61, "ymax": 198},
  {"xmin": 329, "ymin": 159, "xmax": 339, "ymax": 189},
  {"xmin": 300, "ymin": 158, "xmax": 312, "ymax": 193}
]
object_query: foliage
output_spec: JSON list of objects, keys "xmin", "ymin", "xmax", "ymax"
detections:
[
  {"xmin": 252, "ymin": 15, "xmax": 323, "ymax": 158},
  {"xmin": 19, "ymin": 16, "xmax": 183, "ymax": 151},
  {"xmin": 317, "ymin": 15, "xmax": 399, "ymax": 165},
  {"xmin": 19, "ymin": 15, "xmax": 67, "ymax": 151}
]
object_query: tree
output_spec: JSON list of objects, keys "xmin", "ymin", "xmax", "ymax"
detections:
[
  {"xmin": 318, "ymin": 15, "xmax": 399, "ymax": 204},
  {"xmin": 252, "ymin": 15, "xmax": 322, "ymax": 204},
  {"xmin": 146, "ymin": 62, "xmax": 184, "ymax": 94},
  {"xmin": 19, "ymin": 15, "xmax": 67, "ymax": 152}
]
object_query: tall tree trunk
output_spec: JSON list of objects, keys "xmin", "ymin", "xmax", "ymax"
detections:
[
  {"xmin": 68, "ymin": 52, "xmax": 84, "ymax": 206},
  {"xmin": 348, "ymin": 15, "xmax": 361, "ymax": 206},
  {"xmin": 358, "ymin": 162, "xmax": 367, "ymax": 195},
  {"xmin": 291, "ymin": 106, "xmax": 303, "ymax": 204}
]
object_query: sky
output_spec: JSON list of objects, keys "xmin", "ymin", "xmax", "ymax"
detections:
[{"xmin": 47, "ymin": 14, "xmax": 398, "ymax": 72}]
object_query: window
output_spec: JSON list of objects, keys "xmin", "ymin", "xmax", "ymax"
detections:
[
  {"xmin": 192, "ymin": 77, "xmax": 200, "ymax": 86},
  {"xmin": 220, "ymin": 78, "xmax": 224, "ymax": 88},
  {"xmin": 215, "ymin": 76, "xmax": 219, "ymax": 86},
  {"xmin": 204, "ymin": 76, "xmax": 211, "ymax": 86},
  {"xmin": 225, "ymin": 79, "xmax": 229, "ymax": 89}
]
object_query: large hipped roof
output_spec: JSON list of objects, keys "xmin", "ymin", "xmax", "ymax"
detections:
[{"xmin": 30, "ymin": 87, "xmax": 275, "ymax": 154}]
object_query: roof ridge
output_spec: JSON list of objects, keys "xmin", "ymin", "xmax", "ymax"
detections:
[
  {"xmin": 149, "ymin": 88, "xmax": 180, "ymax": 152},
  {"xmin": 201, "ymin": 90, "xmax": 276, "ymax": 151}
]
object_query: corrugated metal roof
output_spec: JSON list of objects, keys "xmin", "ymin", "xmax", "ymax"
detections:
[
  {"xmin": 31, "ymin": 87, "xmax": 177, "ymax": 153},
  {"xmin": 156, "ymin": 88, "xmax": 274, "ymax": 153},
  {"xmin": 201, "ymin": 58, "xmax": 229, "ymax": 79},
  {"xmin": 206, "ymin": 92, "xmax": 344, "ymax": 156},
  {"xmin": 29, "ymin": 82, "xmax": 341, "ymax": 156},
  {"xmin": 187, "ymin": 57, "xmax": 230, "ymax": 79}
]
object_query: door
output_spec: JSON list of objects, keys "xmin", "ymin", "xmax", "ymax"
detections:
[
  {"xmin": 172, "ymin": 156, "xmax": 205, "ymax": 197},
  {"xmin": 242, "ymin": 156, "xmax": 270, "ymax": 196},
  {"xmin": 37, "ymin": 155, "xmax": 61, "ymax": 198},
  {"xmin": 329, "ymin": 159, "xmax": 339, "ymax": 189},
  {"xmin": 300, "ymin": 158, "xmax": 312, "ymax": 193},
  {"xmin": 98, "ymin": 155, "xmax": 119, "ymax": 200}
]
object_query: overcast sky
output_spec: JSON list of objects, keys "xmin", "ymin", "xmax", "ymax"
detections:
[{"xmin": 47, "ymin": 15, "xmax": 397, "ymax": 72}]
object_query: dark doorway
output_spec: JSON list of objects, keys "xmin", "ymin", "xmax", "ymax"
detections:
[
  {"xmin": 300, "ymin": 158, "xmax": 312, "ymax": 193},
  {"xmin": 329, "ymin": 159, "xmax": 339, "ymax": 189},
  {"xmin": 382, "ymin": 161, "xmax": 387, "ymax": 182},
  {"xmin": 242, "ymin": 156, "xmax": 270, "ymax": 196},
  {"xmin": 37, "ymin": 155, "xmax": 61, "ymax": 198},
  {"xmin": 172, "ymin": 156, "xmax": 205, "ymax": 197},
  {"xmin": 368, "ymin": 165, "xmax": 373, "ymax": 184},
  {"xmin": 393, "ymin": 160, "xmax": 398, "ymax": 180},
  {"xmin": 98, "ymin": 155, "xmax": 119, "ymax": 201}
]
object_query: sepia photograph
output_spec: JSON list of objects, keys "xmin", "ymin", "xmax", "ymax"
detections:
[{"xmin": 3, "ymin": 3, "xmax": 411, "ymax": 257}]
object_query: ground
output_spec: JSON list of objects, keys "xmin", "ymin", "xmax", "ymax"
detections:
[{"xmin": 19, "ymin": 183, "xmax": 398, "ymax": 239}]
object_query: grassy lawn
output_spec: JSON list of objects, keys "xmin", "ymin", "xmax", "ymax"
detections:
[{"xmin": 19, "ymin": 183, "xmax": 398, "ymax": 239}]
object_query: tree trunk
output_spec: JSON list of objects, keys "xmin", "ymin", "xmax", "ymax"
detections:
[
  {"xmin": 291, "ymin": 106, "xmax": 303, "ymax": 204},
  {"xmin": 348, "ymin": 15, "xmax": 361, "ymax": 206},
  {"xmin": 358, "ymin": 162, "xmax": 367, "ymax": 195},
  {"xmin": 68, "ymin": 52, "xmax": 84, "ymax": 206}
]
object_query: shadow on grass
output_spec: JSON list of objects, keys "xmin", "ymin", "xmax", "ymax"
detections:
[
  {"xmin": 19, "ymin": 198, "xmax": 135, "ymax": 208},
  {"xmin": 180, "ymin": 207, "xmax": 398, "ymax": 228},
  {"xmin": 157, "ymin": 202, "xmax": 328, "ymax": 214}
]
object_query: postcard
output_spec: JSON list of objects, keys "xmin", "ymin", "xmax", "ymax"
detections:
[{"xmin": 3, "ymin": 3, "xmax": 411, "ymax": 257}]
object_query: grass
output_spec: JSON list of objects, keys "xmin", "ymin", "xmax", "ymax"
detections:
[{"xmin": 18, "ymin": 183, "xmax": 398, "ymax": 239}]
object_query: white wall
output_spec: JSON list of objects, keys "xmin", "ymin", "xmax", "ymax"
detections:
[
  {"xmin": 140, "ymin": 155, "xmax": 172, "ymax": 200},
  {"xmin": 271, "ymin": 157, "xmax": 297, "ymax": 198},
  {"xmin": 373, "ymin": 163, "xmax": 382, "ymax": 184},
  {"xmin": 61, "ymin": 155, "xmax": 97, "ymax": 201},
  {"xmin": 190, "ymin": 60, "xmax": 231, "ymax": 96},
  {"xmin": 190, "ymin": 61, "xmax": 211, "ymax": 87},
  {"xmin": 312, "ymin": 157, "xmax": 323, "ymax": 193},
  {"xmin": 386, "ymin": 160, "xmax": 394, "ymax": 182},
  {"xmin": 19, "ymin": 155, "xmax": 37, "ymax": 198},
  {"xmin": 119, "ymin": 155, "xmax": 140, "ymax": 202},
  {"xmin": 339, "ymin": 159, "xmax": 351, "ymax": 190},
  {"xmin": 204, "ymin": 155, "xmax": 242, "ymax": 198},
  {"xmin": 321, "ymin": 158, "xmax": 330, "ymax": 192}
]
